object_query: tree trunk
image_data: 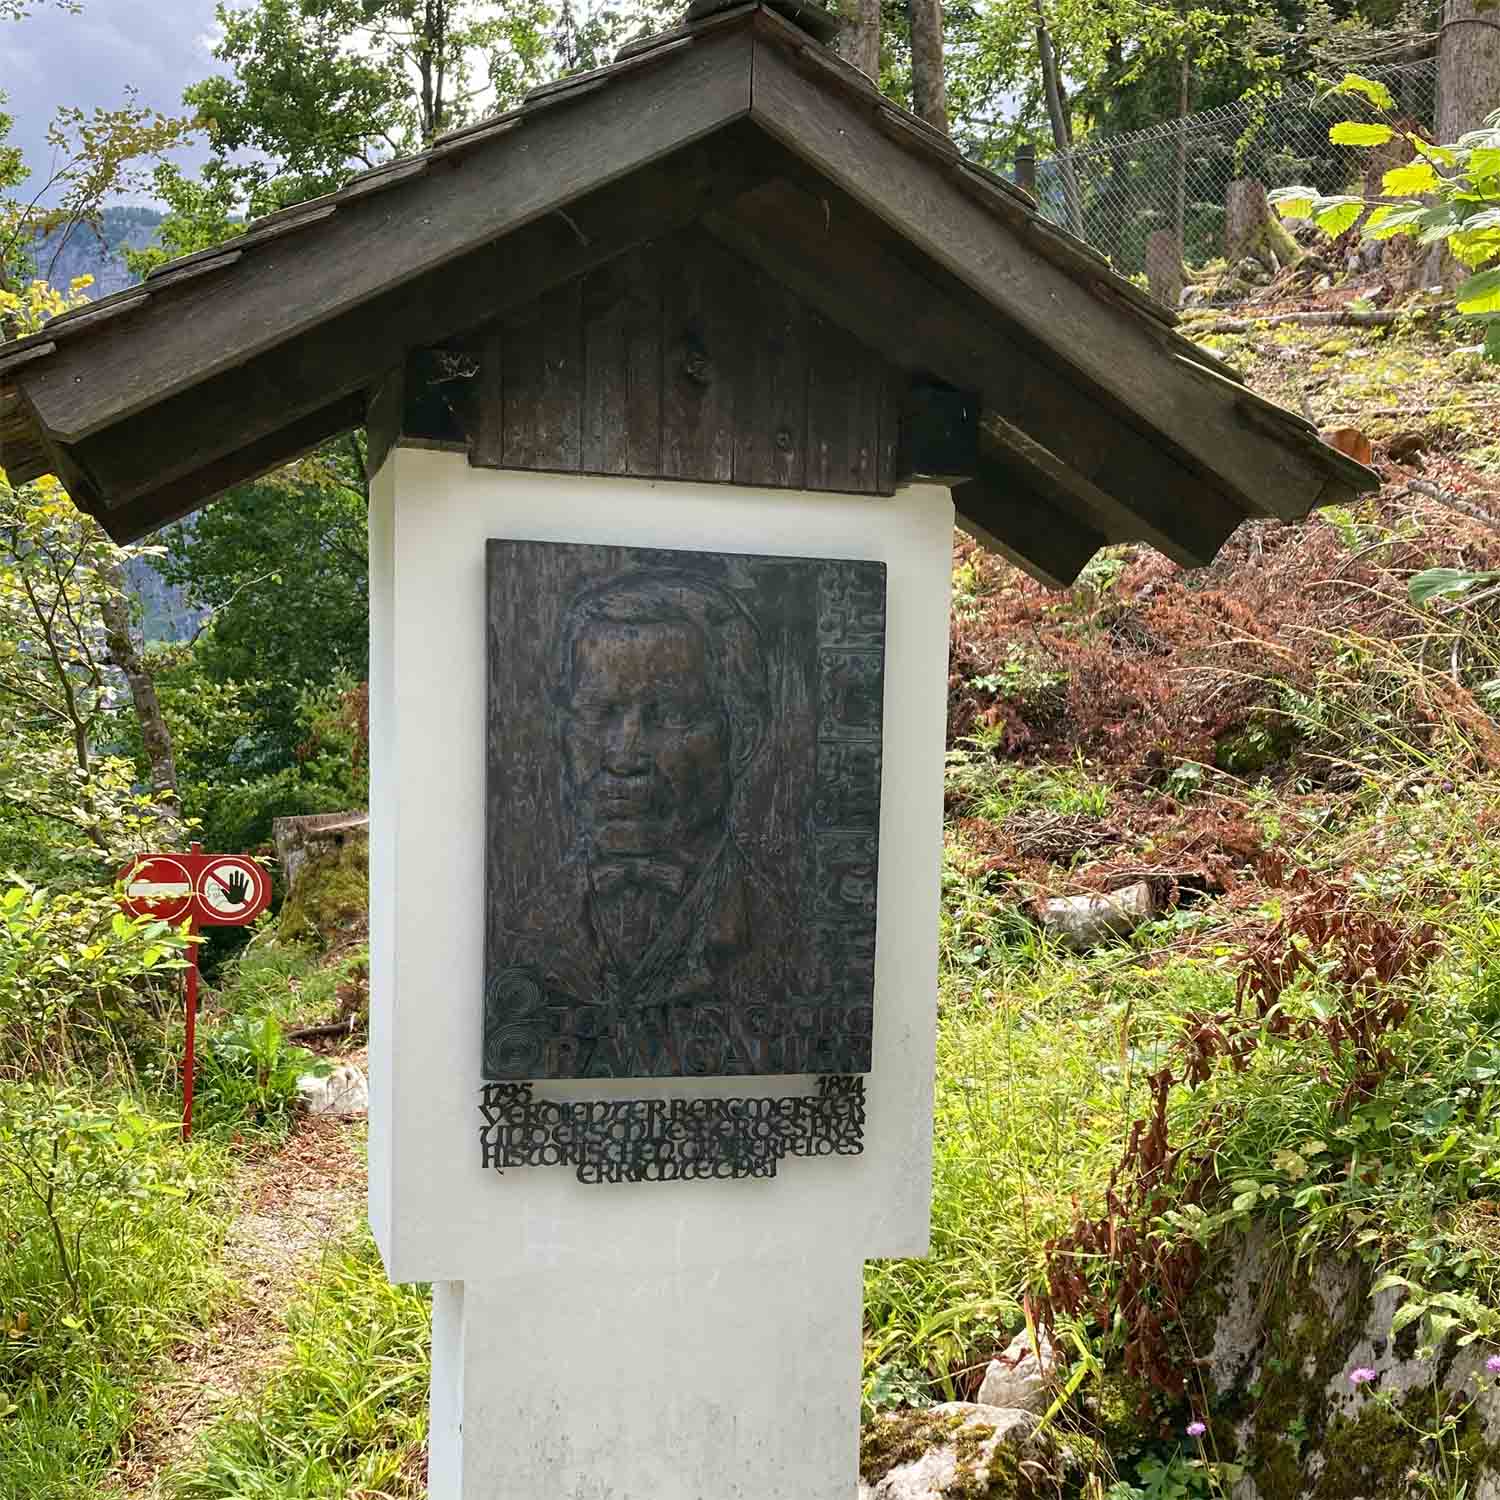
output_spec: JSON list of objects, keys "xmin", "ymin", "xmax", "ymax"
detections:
[
  {"xmin": 1429, "ymin": 0, "xmax": 1500, "ymax": 285},
  {"xmin": 1173, "ymin": 52, "xmax": 1190, "ymax": 258},
  {"xmin": 1146, "ymin": 229, "xmax": 1185, "ymax": 307},
  {"xmin": 99, "ymin": 561, "xmax": 180, "ymax": 820},
  {"xmin": 1225, "ymin": 179, "xmax": 1305, "ymax": 273},
  {"xmin": 1034, "ymin": 0, "xmax": 1083, "ymax": 237},
  {"xmin": 837, "ymin": 0, "xmax": 881, "ymax": 82},
  {"xmin": 908, "ymin": 0, "xmax": 948, "ymax": 133},
  {"xmin": 1437, "ymin": 0, "xmax": 1500, "ymax": 141}
]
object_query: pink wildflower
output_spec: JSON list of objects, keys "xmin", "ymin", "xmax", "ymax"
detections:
[
  {"xmin": 1349, "ymin": 1367, "xmax": 1377, "ymax": 1387},
  {"xmin": 1186, "ymin": 1421, "xmax": 1207, "ymax": 1437}
]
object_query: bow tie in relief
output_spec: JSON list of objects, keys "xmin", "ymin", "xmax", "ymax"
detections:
[{"xmin": 591, "ymin": 859, "xmax": 688, "ymax": 897}]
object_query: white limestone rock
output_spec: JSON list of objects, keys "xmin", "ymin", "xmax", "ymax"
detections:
[
  {"xmin": 1203, "ymin": 1227, "xmax": 1500, "ymax": 1499},
  {"xmin": 1040, "ymin": 881, "xmax": 1155, "ymax": 951},
  {"xmin": 858, "ymin": 1403, "xmax": 1039, "ymax": 1499},
  {"xmin": 298, "ymin": 1062, "xmax": 368, "ymax": 1116},
  {"xmin": 977, "ymin": 1327, "xmax": 1056, "ymax": 1413}
]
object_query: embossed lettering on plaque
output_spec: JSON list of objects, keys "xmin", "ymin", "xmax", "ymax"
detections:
[{"xmin": 484, "ymin": 542, "xmax": 886, "ymax": 1081}]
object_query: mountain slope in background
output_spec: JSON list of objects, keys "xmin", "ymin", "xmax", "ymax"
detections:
[
  {"xmin": 25, "ymin": 208, "xmax": 203, "ymax": 642},
  {"xmin": 31, "ymin": 206, "xmax": 163, "ymax": 298}
]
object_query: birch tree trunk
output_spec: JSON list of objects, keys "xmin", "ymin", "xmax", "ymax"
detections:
[
  {"xmin": 1035, "ymin": 0, "xmax": 1083, "ymax": 237},
  {"xmin": 908, "ymin": 0, "xmax": 948, "ymax": 134},
  {"xmin": 99, "ymin": 561, "xmax": 180, "ymax": 821},
  {"xmin": 837, "ymin": 0, "xmax": 881, "ymax": 82}
]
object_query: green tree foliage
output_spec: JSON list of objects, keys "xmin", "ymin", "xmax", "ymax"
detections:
[
  {"xmin": 929, "ymin": 0, "xmax": 1287, "ymax": 164},
  {"xmin": 155, "ymin": 443, "xmax": 369, "ymax": 769},
  {"xmin": 0, "ymin": 81, "xmax": 191, "ymax": 307},
  {"xmin": 0, "ymin": 881, "xmax": 188, "ymax": 1077},
  {"xmin": 115, "ymin": 439, "xmax": 371, "ymax": 852},
  {"xmin": 119, "ymin": 661, "xmax": 369, "ymax": 852},
  {"xmin": 1272, "ymin": 78, "xmax": 1500, "ymax": 355},
  {"xmin": 932, "ymin": 0, "xmax": 1426, "ymax": 169},
  {"xmin": 0, "ymin": 0, "xmax": 79, "ymax": 19},
  {"xmin": 0, "ymin": 465, "xmax": 177, "ymax": 869},
  {"xmin": 127, "ymin": 0, "xmax": 675, "ymax": 260},
  {"xmin": 178, "ymin": 0, "xmax": 559, "ymax": 220}
]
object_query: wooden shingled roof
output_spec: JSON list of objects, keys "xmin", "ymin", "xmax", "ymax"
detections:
[{"xmin": 0, "ymin": 0, "xmax": 1375, "ymax": 586}]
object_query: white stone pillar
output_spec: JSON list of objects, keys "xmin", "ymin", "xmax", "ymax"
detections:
[
  {"xmin": 429, "ymin": 1256, "xmax": 863, "ymax": 1498},
  {"xmin": 368, "ymin": 452, "xmax": 953, "ymax": 1499}
]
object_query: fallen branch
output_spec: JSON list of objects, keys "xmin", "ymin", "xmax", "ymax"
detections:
[
  {"xmin": 285, "ymin": 1016, "xmax": 359, "ymax": 1044},
  {"xmin": 1403, "ymin": 478, "xmax": 1500, "ymax": 536},
  {"xmin": 1319, "ymin": 401, "xmax": 1500, "ymax": 418},
  {"xmin": 1184, "ymin": 304, "xmax": 1455, "ymax": 336}
]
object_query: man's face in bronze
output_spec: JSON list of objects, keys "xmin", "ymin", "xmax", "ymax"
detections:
[{"xmin": 563, "ymin": 619, "xmax": 730, "ymax": 858}]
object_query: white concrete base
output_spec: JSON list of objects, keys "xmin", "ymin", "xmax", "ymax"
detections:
[{"xmin": 428, "ymin": 1254, "xmax": 865, "ymax": 1500}]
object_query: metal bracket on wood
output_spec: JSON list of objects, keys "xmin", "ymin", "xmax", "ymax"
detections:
[{"xmin": 898, "ymin": 379, "xmax": 979, "ymax": 486}]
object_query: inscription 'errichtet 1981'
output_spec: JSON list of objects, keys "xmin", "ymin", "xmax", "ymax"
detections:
[{"xmin": 484, "ymin": 541, "xmax": 886, "ymax": 1082}]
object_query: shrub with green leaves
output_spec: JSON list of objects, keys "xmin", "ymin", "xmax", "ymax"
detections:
[
  {"xmin": 1271, "ymin": 75, "xmax": 1500, "ymax": 357},
  {"xmin": 0, "ymin": 1084, "xmax": 185, "ymax": 1313},
  {"xmin": 0, "ymin": 878, "xmax": 188, "ymax": 1078},
  {"xmin": 0, "ymin": 1082, "xmax": 231, "ymax": 1500},
  {"xmin": 193, "ymin": 1011, "xmax": 330, "ymax": 1134}
]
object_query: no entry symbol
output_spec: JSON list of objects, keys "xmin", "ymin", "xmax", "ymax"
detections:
[{"xmin": 117, "ymin": 843, "xmax": 273, "ymax": 1138}]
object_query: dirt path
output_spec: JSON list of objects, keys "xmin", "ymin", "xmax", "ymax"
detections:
[{"xmin": 105, "ymin": 1106, "xmax": 369, "ymax": 1498}]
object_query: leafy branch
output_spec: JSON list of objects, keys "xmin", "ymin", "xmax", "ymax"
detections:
[{"xmin": 1271, "ymin": 76, "xmax": 1500, "ymax": 358}]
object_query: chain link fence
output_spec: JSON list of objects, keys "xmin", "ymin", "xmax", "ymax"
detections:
[{"xmin": 1013, "ymin": 57, "xmax": 1438, "ymax": 306}]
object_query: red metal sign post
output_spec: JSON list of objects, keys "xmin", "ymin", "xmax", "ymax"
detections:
[{"xmin": 118, "ymin": 843, "xmax": 272, "ymax": 1139}]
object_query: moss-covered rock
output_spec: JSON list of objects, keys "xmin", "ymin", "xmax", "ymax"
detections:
[
  {"xmin": 1214, "ymin": 713, "xmax": 1301, "ymax": 776},
  {"xmin": 1189, "ymin": 1229, "xmax": 1500, "ymax": 1498},
  {"xmin": 858, "ymin": 1404, "xmax": 1038, "ymax": 1497},
  {"xmin": 275, "ymin": 818, "xmax": 368, "ymax": 950}
]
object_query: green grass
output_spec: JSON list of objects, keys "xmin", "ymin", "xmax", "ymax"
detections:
[
  {"xmin": 0, "ymin": 1104, "xmax": 234, "ymax": 1500},
  {"xmin": 0, "ymin": 925, "xmax": 373, "ymax": 1500},
  {"xmin": 166, "ymin": 1230, "xmax": 430, "ymax": 1500},
  {"xmin": 865, "ymin": 770, "xmax": 1500, "ymax": 1417},
  {"xmin": 208, "ymin": 937, "xmax": 368, "ymax": 1033},
  {"xmin": 945, "ymin": 748, "xmax": 1113, "ymax": 823}
]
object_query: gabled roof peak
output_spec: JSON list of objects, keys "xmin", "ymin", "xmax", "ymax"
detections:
[{"xmin": 0, "ymin": 1, "xmax": 1374, "ymax": 584}]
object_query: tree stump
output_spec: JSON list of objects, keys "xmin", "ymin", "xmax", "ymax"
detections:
[
  {"xmin": 273, "ymin": 811, "xmax": 369, "ymax": 891},
  {"xmin": 1145, "ymin": 229, "xmax": 1184, "ymax": 307},
  {"xmin": 1364, "ymin": 122, "xmax": 1425, "ymax": 290},
  {"xmin": 272, "ymin": 812, "xmax": 370, "ymax": 948},
  {"xmin": 1225, "ymin": 178, "xmax": 1305, "ymax": 274}
]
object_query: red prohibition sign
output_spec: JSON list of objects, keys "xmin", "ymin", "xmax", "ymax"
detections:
[
  {"xmin": 118, "ymin": 855, "xmax": 195, "ymax": 924},
  {"xmin": 195, "ymin": 855, "xmax": 271, "ymax": 926},
  {"xmin": 116, "ymin": 844, "xmax": 273, "ymax": 1140}
]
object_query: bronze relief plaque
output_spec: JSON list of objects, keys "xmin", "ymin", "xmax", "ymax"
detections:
[{"xmin": 484, "ymin": 541, "xmax": 886, "ymax": 1081}]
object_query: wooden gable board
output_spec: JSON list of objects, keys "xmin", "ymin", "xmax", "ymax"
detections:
[
  {"xmin": 413, "ymin": 227, "xmax": 903, "ymax": 499},
  {"xmin": 0, "ymin": 2, "xmax": 1376, "ymax": 585},
  {"xmin": 15, "ymin": 23, "xmax": 754, "ymax": 446}
]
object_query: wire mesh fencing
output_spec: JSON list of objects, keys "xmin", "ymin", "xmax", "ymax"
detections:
[{"xmin": 1012, "ymin": 58, "xmax": 1438, "ymax": 308}]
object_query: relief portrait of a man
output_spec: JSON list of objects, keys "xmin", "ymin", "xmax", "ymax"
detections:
[{"xmin": 484, "ymin": 542, "xmax": 885, "ymax": 1083}]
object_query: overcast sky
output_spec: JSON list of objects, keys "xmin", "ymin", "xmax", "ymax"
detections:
[{"xmin": 4, "ymin": 0, "xmax": 223, "ymax": 205}]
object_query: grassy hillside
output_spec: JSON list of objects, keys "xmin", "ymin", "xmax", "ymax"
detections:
[{"xmin": 860, "ymin": 291, "xmax": 1500, "ymax": 1491}]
